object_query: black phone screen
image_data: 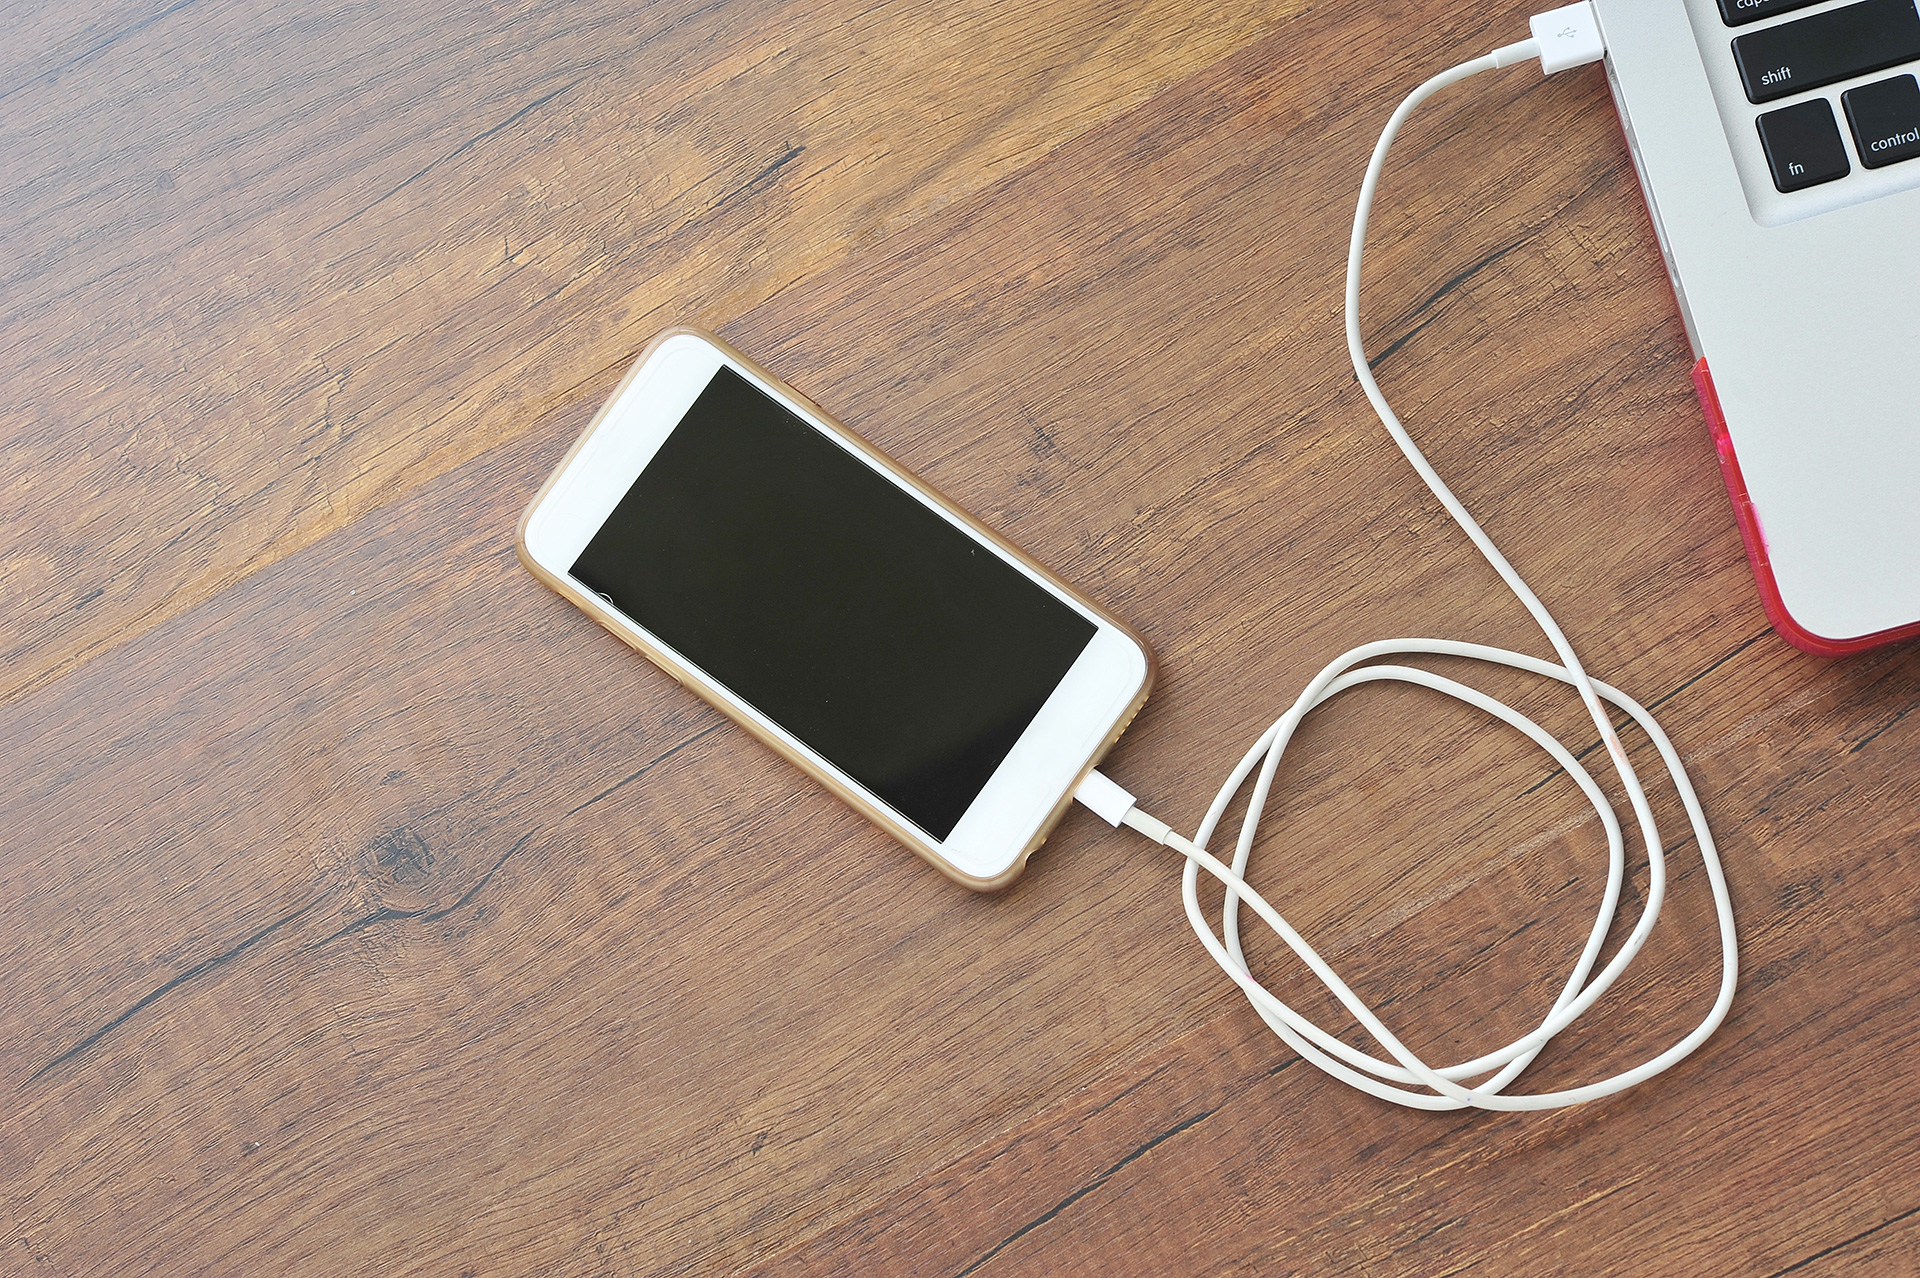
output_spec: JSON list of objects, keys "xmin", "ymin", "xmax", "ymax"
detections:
[{"xmin": 571, "ymin": 365, "xmax": 1095, "ymax": 840}]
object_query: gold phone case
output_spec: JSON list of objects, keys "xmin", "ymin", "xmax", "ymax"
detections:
[{"xmin": 517, "ymin": 327, "xmax": 1155, "ymax": 891}]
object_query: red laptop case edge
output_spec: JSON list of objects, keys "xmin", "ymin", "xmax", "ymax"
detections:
[{"xmin": 1692, "ymin": 357, "xmax": 1920, "ymax": 657}]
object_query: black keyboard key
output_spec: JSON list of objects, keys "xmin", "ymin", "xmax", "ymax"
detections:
[
  {"xmin": 1733, "ymin": 0, "xmax": 1920, "ymax": 104},
  {"xmin": 1718, "ymin": 0, "xmax": 1824, "ymax": 29},
  {"xmin": 1757, "ymin": 98, "xmax": 1852, "ymax": 189},
  {"xmin": 1844, "ymin": 73, "xmax": 1920, "ymax": 166}
]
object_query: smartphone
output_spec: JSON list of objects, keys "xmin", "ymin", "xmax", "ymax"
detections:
[{"xmin": 517, "ymin": 329, "xmax": 1154, "ymax": 890}]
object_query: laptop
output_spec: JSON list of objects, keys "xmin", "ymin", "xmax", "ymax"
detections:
[{"xmin": 1591, "ymin": 0, "xmax": 1920, "ymax": 654}]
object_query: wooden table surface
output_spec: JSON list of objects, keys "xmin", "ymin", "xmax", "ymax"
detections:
[{"xmin": 6, "ymin": 0, "xmax": 1918, "ymax": 1272}]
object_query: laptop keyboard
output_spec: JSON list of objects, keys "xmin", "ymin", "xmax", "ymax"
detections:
[{"xmin": 1697, "ymin": 0, "xmax": 1920, "ymax": 205}]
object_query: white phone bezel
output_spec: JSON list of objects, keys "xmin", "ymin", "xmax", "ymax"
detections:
[{"xmin": 520, "ymin": 330, "xmax": 1151, "ymax": 888}]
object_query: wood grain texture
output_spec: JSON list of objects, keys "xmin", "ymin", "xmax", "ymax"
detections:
[
  {"xmin": 4, "ymin": 0, "xmax": 1919, "ymax": 1273},
  {"xmin": 0, "ymin": 0, "xmax": 1300, "ymax": 705}
]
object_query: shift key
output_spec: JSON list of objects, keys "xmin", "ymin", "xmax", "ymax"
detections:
[{"xmin": 1734, "ymin": 0, "xmax": 1920, "ymax": 104}]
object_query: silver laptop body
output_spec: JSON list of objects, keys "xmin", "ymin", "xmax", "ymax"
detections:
[{"xmin": 1594, "ymin": 0, "xmax": 1920, "ymax": 651}]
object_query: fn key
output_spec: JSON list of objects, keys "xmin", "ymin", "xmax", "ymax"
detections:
[{"xmin": 1757, "ymin": 98, "xmax": 1851, "ymax": 190}]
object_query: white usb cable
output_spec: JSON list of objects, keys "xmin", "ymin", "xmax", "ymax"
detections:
[{"xmin": 1078, "ymin": 3, "xmax": 1739, "ymax": 1111}]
